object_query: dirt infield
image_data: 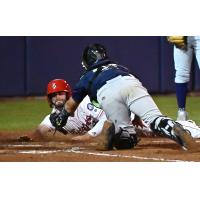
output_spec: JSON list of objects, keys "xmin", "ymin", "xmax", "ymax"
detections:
[{"xmin": 0, "ymin": 131, "xmax": 200, "ymax": 162}]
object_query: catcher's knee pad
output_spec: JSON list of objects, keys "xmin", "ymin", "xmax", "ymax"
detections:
[
  {"xmin": 114, "ymin": 128, "xmax": 139, "ymax": 150},
  {"xmin": 150, "ymin": 116, "xmax": 176, "ymax": 138}
]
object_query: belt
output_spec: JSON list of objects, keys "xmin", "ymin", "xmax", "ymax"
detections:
[{"xmin": 106, "ymin": 74, "xmax": 133, "ymax": 84}]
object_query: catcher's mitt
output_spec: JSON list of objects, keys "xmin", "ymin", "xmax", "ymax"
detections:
[
  {"xmin": 167, "ymin": 36, "xmax": 187, "ymax": 49},
  {"xmin": 49, "ymin": 108, "xmax": 70, "ymax": 129},
  {"xmin": 114, "ymin": 129, "xmax": 140, "ymax": 150}
]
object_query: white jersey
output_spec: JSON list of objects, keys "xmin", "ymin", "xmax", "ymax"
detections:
[{"xmin": 40, "ymin": 96, "xmax": 106, "ymax": 137}]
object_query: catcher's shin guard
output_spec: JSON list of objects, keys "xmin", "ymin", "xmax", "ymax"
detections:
[
  {"xmin": 150, "ymin": 116, "xmax": 175, "ymax": 137},
  {"xmin": 97, "ymin": 120, "xmax": 115, "ymax": 150},
  {"xmin": 113, "ymin": 127, "xmax": 139, "ymax": 150},
  {"xmin": 150, "ymin": 116, "xmax": 197, "ymax": 151}
]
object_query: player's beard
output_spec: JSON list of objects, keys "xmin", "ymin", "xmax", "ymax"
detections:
[{"xmin": 53, "ymin": 100, "xmax": 66, "ymax": 111}]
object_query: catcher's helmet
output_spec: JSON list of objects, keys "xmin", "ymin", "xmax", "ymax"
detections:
[
  {"xmin": 82, "ymin": 43, "xmax": 108, "ymax": 70},
  {"xmin": 47, "ymin": 79, "xmax": 71, "ymax": 107}
]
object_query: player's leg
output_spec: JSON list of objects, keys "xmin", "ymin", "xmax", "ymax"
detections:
[
  {"xmin": 193, "ymin": 36, "xmax": 200, "ymax": 69},
  {"xmin": 174, "ymin": 43, "xmax": 193, "ymax": 120},
  {"xmin": 129, "ymin": 95, "xmax": 197, "ymax": 150},
  {"xmin": 99, "ymin": 98, "xmax": 138, "ymax": 150},
  {"xmin": 97, "ymin": 79, "xmax": 139, "ymax": 150},
  {"xmin": 97, "ymin": 76, "xmax": 193, "ymax": 150}
]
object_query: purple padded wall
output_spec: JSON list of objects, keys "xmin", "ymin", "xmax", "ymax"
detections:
[
  {"xmin": 0, "ymin": 37, "xmax": 25, "ymax": 96},
  {"xmin": 0, "ymin": 36, "xmax": 198, "ymax": 96},
  {"xmin": 25, "ymin": 36, "xmax": 160, "ymax": 95}
]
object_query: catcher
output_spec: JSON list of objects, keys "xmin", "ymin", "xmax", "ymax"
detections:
[
  {"xmin": 49, "ymin": 43, "xmax": 198, "ymax": 151},
  {"xmin": 167, "ymin": 36, "xmax": 200, "ymax": 121}
]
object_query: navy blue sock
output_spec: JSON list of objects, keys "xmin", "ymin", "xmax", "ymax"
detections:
[{"xmin": 175, "ymin": 83, "xmax": 188, "ymax": 109}]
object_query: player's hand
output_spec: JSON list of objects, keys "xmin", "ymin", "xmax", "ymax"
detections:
[
  {"xmin": 18, "ymin": 135, "xmax": 32, "ymax": 142},
  {"xmin": 167, "ymin": 36, "xmax": 187, "ymax": 49},
  {"xmin": 72, "ymin": 134, "xmax": 93, "ymax": 142},
  {"xmin": 132, "ymin": 115, "xmax": 146, "ymax": 128}
]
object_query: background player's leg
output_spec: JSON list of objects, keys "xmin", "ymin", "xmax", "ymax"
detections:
[{"xmin": 174, "ymin": 44, "xmax": 193, "ymax": 120}]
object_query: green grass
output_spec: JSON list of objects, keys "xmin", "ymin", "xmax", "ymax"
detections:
[
  {"xmin": 153, "ymin": 95, "xmax": 200, "ymax": 123},
  {"xmin": 0, "ymin": 95, "xmax": 199, "ymax": 131},
  {"xmin": 0, "ymin": 98, "xmax": 50, "ymax": 131}
]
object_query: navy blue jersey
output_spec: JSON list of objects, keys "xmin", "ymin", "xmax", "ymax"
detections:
[{"xmin": 72, "ymin": 60, "xmax": 131, "ymax": 103}]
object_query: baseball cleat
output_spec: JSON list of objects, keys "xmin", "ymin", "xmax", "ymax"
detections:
[
  {"xmin": 177, "ymin": 109, "xmax": 188, "ymax": 121},
  {"xmin": 173, "ymin": 123, "xmax": 198, "ymax": 151},
  {"xmin": 96, "ymin": 120, "xmax": 115, "ymax": 150}
]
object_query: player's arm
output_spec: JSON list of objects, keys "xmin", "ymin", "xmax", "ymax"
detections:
[
  {"xmin": 28, "ymin": 125, "xmax": 49, "ymax": 140},
  {"xmin": 88, "ymin": 112, "xmax": 107, "ymax": 137},
  {"xmin": 64, "ymin": 96, "xmax": 80, "ymax": 114},
  {"xmin": 18, "ymin": 124, "xmax": 50, "ymax": 142},
  {"xmin": 71, "ymin": 133, "xmax": 93, "ymax": 142},
  {"xmin": 18, "ymin": 114, "xmax": 56, "ymax": 142}
]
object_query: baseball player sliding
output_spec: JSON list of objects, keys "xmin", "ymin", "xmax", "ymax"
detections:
[
  {"xmin": 49, "ymin": 43, "xmax": 198, "ymax": 151},
  {"xmin": 19, "ymin": 79, "xmax": 107, "ymax": 142}
]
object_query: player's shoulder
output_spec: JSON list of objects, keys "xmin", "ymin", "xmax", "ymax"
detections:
[
  {"xmin": 80, "ymin": 95, "xmax": 90, "ymax": 105},
  {"xmin": 79, "ymin": 95, "xmax": 100, "ymax": 113},
  {"xmin": 80, "ymin": 96, "xmax": 94, "ymax": 110}
]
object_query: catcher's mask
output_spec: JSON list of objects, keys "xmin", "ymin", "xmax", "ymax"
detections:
[
  {"xmin": 47, "ymin": 79, "xmax": 72, "ymax": 108},
  {"xmin": 82, "ymin": 43, "xmax": 108, "ymax": 70}
]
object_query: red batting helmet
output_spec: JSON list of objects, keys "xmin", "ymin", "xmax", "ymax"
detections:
[{"xmin": 47, "ymin": 79, "xmax": 72, "ymax": 107}]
